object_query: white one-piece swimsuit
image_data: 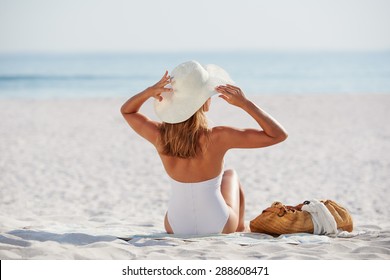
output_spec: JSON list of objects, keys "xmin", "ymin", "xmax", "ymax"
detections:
[{"xmin": 167, "ymin": 172, "xmax": 230, "ymax": 235}]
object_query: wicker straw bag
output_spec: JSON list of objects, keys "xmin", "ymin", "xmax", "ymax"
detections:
[
  {"xmin": 249, "ymin": 199, "xmax": 353, "ymax": 235},
  {"xmin": 322, "ymin": 200, "xmax": 353, "ymax": 232}
]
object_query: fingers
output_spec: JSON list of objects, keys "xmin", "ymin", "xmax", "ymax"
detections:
[
  {"xmin": 216, "ymin": 84, "xmax": 241, "ymax": 93},
  {"xmin": 215, "ymin": 85, "xmax": 238, "ymax": 95},
  {"xmin": 159, "ymin": 70, "xmax": 171, "ymax": 84},
  {"xmin": 154, "ymin": 92, "xmax": 163, "ymax": 102},
  {"xmin": 216, "ymin": 86, "xmax": 231, "ymax": 100},
  {"xmin": 215, "ymin": 85, "xmax": 229, "ymax": 94},
  {"xmin": 216, "ymin": 84, "xmax": 245, "ymax": 107},
  {"xmin": 218, "ymin": 94, "xmax": 229, "ymax": 102},
  {"xmin": 160, "ymin": 71, "xmax": 173, "ymax": 91},
  {"xmin": 154, "ymin": 74, "xmax": 171, "ymax": 91},
  {"xmin": 226, "ymin": 84, "xmax": 240, "ymax": 90},
  {"xmin": 225, "ymin": 85, "xmax": 242, "ymax": 94},
  {"xmin": 158, "ymin": 71, "xmax": 168, "ymax": 82},
  {"xmin": 224, "ymin": 87, "xmax": 237, "ymax": 94}
]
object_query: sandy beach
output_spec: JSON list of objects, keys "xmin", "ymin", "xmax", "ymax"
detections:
[{"xmin": 1, "ymin": 94, "xmax": 390, "ymax": 260}]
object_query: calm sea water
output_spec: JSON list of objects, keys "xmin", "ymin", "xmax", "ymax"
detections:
[{"xmin": 0, "ymin": 51, "xmax": 389, "ymax": 99}]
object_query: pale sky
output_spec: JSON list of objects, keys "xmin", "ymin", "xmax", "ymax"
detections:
[{"xmin": 0, "ymin": 0, "xmax": 389, "ymax": 53}]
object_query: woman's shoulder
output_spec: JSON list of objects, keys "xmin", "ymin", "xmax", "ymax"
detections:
[
  {"xmin": 209, "ymin": 126, "xmax": 240, "ymax": 144},
  {"xmin": 207, "ymin": 126, "xmax": 239, "ymax": 154},
  {"xmin": 210, "ymin": 126, "xmax": 240, "ymax": 136}
]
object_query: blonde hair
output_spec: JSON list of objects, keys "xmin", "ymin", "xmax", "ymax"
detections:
[{"xmin": 159, "ymin": 107, "xmax": 210, "ymax": 158}]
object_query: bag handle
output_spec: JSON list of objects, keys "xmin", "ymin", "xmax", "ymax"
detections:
[
  {"xmin": 263, "ymin": 206, "xmax": 286, "ymax": 217},
  {"xmin": 263, "ymin": 204, "xmax": 304, "ymax": 217}
]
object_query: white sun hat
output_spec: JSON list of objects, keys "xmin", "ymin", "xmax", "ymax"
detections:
[{"xmin": 154, "ymin": 60, "xmax": 233, "ymax": 124}]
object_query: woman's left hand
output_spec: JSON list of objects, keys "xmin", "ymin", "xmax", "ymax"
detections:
[
  {"xmin": 147, "ymin": 71, "xmax": 173, "ymax": 101},
  {"xmin": 215, "ymin": 84, "xmax": 248, "ymax": 108}
]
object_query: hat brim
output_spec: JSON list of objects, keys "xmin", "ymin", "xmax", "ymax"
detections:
[
  {"xmin": 154, "ymin": 88, "xmax": 215, "ymax": 124},
  {"xmin": 154, "ymin": 62, "xmax": 233, "ymax": 124}
]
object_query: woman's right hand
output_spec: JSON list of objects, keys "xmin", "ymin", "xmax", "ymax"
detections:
[
  {"xmin": 215, "ymin": 84, "xmax": 248, "ymax": 108},
  {"xmin": 147, "ymin": 71, "xmax": 173, "ymax": 102}
]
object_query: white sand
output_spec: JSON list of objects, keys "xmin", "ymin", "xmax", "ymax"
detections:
[{"xmin": 0, "ymin": 94, "xmax": 390, "ymax": 260}]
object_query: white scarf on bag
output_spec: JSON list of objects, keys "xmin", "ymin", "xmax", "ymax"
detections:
[{"xmin": 301, "ymin": 199, "xmax": 338, "ymax": 235}]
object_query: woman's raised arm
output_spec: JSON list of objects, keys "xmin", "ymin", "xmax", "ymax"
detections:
[
  {"xmin": 120, "ymin": 71, "xmax": 172, "ymax": 144},
  {"xmin": 215, "ymin": 84, "xmax": 288, "ymax": 149},
  {"xmin": 121, "ymin": 71, "xmax": 171, "ymax": 114}
]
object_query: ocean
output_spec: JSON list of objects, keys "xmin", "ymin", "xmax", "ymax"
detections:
[{"xmin": 0, "ymin": 51, "xmax": 389, "ymax": 99}]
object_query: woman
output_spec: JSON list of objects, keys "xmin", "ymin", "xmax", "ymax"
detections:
[{"xmin": 121, "ymin": 61, "xmax": 288, "ymax": 235}]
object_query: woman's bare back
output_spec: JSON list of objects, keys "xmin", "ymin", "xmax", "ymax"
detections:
[{"xmin": 156, "ymin": 128, "xmax": 226, "ymax": 182}]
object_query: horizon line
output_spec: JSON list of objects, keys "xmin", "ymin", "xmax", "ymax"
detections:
[{"xmin": 1, "ymin": 48, "xmax": 390, "ymax": 55}]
